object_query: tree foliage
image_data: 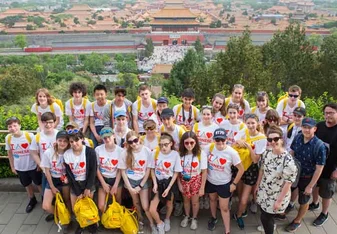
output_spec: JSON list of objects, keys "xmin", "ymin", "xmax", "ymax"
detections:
[
  {"xmin": 145, "ymin": 38, "xmax": 154, "ymax": 57},
  {"xmin": 14, "ymin": 35, "xmax": 27, "ymax": 49}
]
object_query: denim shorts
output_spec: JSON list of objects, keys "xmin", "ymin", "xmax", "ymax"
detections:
[{"xmin": 127, "ymin": 178, "xmax": 151, "ymax": 189}]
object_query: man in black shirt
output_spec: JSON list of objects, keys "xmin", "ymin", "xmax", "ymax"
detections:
[{"xmin": 310, "ymin": 103, "xmax": 337, "ymax": 227}]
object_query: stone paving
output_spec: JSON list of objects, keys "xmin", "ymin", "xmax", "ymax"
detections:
[{"xmin": 0, "ymin": 191, "xmax": 337, "ymax": 234}]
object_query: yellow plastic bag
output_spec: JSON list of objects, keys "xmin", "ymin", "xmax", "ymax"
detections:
[
  {"xmin": 73, "ymin": 197, "xmax": 100, "ymax": 228},
  {"xmin": 54, "ymin": 193, "xmax": 71, "ymax": 226},
  {"xmin": 232, "ymin": 145, "xmax": 252, "ymax": 171},
  {"xmin": 120, "ymin": 207, "xmax": 138, "ymax": 234},
  {"xmin": 101, "ymin": 195, "xmax": 124, "ymax": 229}
]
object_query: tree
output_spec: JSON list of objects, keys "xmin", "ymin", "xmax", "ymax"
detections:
[
  {"xmin": 98, "ymin": 16, "xmax": 104, "ymax": 21},
  {"xmin": 216, "ymin": 20, "xmax": 222, "ymax": 28},
  {"xmin": 271, "ymin": 19, "xmax": 276, "ymax": 25},
  {"xmin": 229, "ymin": 16, "xmax": 235, "ymax": 23},
  {"xmin": 14, "ymin": 35, "xmax": 27, "ymax": 49},
  {"xmin": 194, "ymin": 37, "xmax": 204, "ymax": 55},
  {"xmin": 121, "ymin": 21, "xmax": 128, "ymax": 28},
  {"xmin": 83, "ymin": 53, "xmax": 110, "ymax": 74},
  {"xmin": 116, "ymin": 73, "xmax": 140, "ymax": 101},
  {"xmin": 145, "ymin": 38, "xmax": 154, "ymax": 57},
  {"xmin": 26, "ymin": 24, "xmax": 34, "ymax": 30},
  {"xmin": 308, "ymin": 33, "xmax": 323, "ymax": 47},
  {"xmin": 73, "ymin": 17, "xmax": 80, "ymax": 24},
  {"xmin": 0, "ymin": 15, "xmax": 23, "ymax": 27},
  {"xmin": 242, "ymin": 10, "xmax": 248, "ymax": 16},
  {"xmin": 87, "ymin": 20, "xmax": 96, "ymax": 25}
]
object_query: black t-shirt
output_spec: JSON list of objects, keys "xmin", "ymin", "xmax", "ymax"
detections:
[{"xmin": 315, "ymin": 121, "xmax": 337, "ymax": 178}]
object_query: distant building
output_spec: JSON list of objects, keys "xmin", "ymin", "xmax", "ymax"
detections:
[{"xmin": 152, "ymin": 64, "xmax": 173, "ymax": 78}]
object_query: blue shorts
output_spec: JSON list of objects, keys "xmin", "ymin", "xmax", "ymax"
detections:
[{"xmin": 205, "ymin": 181, "xmax": 231, "ymax": 199}]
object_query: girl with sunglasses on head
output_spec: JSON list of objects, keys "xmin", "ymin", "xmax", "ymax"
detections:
[
  {"xmin": 140, "ymin": 120, "xmax": 160, "ymax": 151},
  {"xmin": 211, "ymin": 93, "xmax": 227, "ymax": 126},
  {"xmin": 225, "ymin": 84, "xmax": 251, "ymax": 120},
  {"xmin": 232, "ymin": 113, "xmax": 267, "ymax": 230},
  {"xmin": 178, "ymin": 131, "xmax": 207, "ymax": 230},
  {"xmin": 149, "ymin": 133, "xmax": 182, "ymax": 234},
  {"xmin": 251, "ymin": 91, "xmax": 272, "ymax": 124},
  {"xmin": 263, "ymin": 109, "xmax": 281, "ymax": 136},
  {"xmin": 255, "ymin": 126, "xmax": 297, "ymax": 234},
  {"xmin": 118, "ymin": 131, "xmax": 155, "ymax": 232},
  {"xmin": 206, "ymin": 128, "xmax": 244, "ymax": 234},
  {"xmin": 95, "ymin": 127, "xmax": 123, "ymax": 213},
  {"xmin": 63, "ymin": 130, "xmax": 98, "ymax": 234}
]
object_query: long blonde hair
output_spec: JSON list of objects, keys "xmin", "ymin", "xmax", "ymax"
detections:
[{"xmin": 126, "ymin": 131, "xmax": 139, "ymax": 169}]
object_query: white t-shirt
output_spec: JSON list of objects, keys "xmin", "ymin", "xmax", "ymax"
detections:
[
  {"xmin": 150, "ymin": 150, "xmax": 182, "ymax": 180},
  {"xmin": 234, "ymin": 130, "xmax": 267, "ymax": 155},
  {"xmin": 252, "ymin": 107, "xmax": 269, "ymax": 124},
  {"xmin": 95, "ymin": 144, "xmax": 123, "ymax": 178},
  {"xmin": 114, "ymin": 127, "xmax": 131, "ymax": 148},
  {"xmin": 64, "ymin": 147, "xmax": 87, "ymax": 181},
  {"xmin": 149, "ymin": 113, "xmax": 163, "ymax": 131},
  {"xmin": 132, "ymin": 99, "xmax": 157, "ymax": 133},
  {"xmin": 29, "ymin": 130, "xmax": 58, "ymax": 162},
  {"xmin": 180, "ymin": 151, "xmax": 208, "ymax": 177},
  {"xmin": 118, "ymin": 146, "xmax": 153, "ymax": 181},
  {"xmin": 225, "ymin": 98, "xmax": 251, "ymax": 120},
  {"xmin": 205, "ymin": 145, "xmax": 241, "ymax": 185},
  {"xmin": 40, "ymin": 148, "xmax": 65, "ymax": 178},
  {"xmin": 65, "ymin": 98, "xmax": 91, "ymax": 128},
  {"xmin": 90, "ymin": 101, "xmax": 108, "ymax": 127},
  {"xmin": 213, "ymin": 111, "xmax": 226, "ymax": 126},
  {"xmin": 276, "ymin": 99, "xmax": 305, "ymax": 123},
  {"xmin": 5, "ymin": 132, "xmax": 36, "ymax": 171},
  {"xmin": 193, "ymin": 122, "xmax": 218, "ymax": 149},
  {"xmin": 219, "ymin": 120, "xmax": 246, "ymax": 146},
  {"xmin": 142, "ymin": 136, "xmax": 160, "ymax": 152},
  {"xmin": 286, "ymin": 125, "xmax": 302, "ymax": 152},
  {"xmin": 31, "ymin": 103, "xmax": 64, "ymax": 130},
  {"xmin": 173, "ymin": 104, "xmax": 200, "ymax": 128},
  {"xmin": 160, "ymin": 124, "xmax": 185, "ymax": 150}
]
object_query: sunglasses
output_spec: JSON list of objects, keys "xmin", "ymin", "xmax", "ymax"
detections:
[
  {"xmin": 289, "ymin": 94, "xmax": 299, "ymax": 98},
  {"xmin": 100, "ymin": 128, "xmax": 113, "ymax": 136},
  {"xmin": 67, "ymin": 129, "xmax": 79, "ymax": 134},
  {"xmin": 159, "ymin": 142, "xmax": 171, "ymax": 148},
  {"xmin": 215, "ymin": 138, "xmax": 226, "ymax": 142},
  {"xmin": 6, "ymin": 116, "xmax": 19, "ymax": 123},
  {"xmin": 127, "ymin": 138, "xmax": 139, "ymax": 145},
  {"xmin": 202, "ymin": 105, "xmax": 212, "ymax": 110},
  {"xmin": 69, "ymin": 138, "xmax": 81, "ymax": 143},
  {"xmin": 257, "ymin": 91, "xmax": 267, "ymax": 96},
  {"xmin": 267, "ymin": 137, "xmax": 281, "ymax": 143},
  {"xmin": 184, "ymin": 141, "xmax": 195, "ymax": 146},
  {"xmin": 245, "ymin": 114, "xmax": 258, "ymax": 120},
  {"xmin": 145, "ymin": 126, "xmax": 156, "ymax": 131}
]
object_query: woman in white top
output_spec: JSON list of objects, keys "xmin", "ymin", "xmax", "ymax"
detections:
[
  {"xmin": 211, "ymin": 93, "xmax": 227, "ymax": 126},
  {"xmin": 118, "ymin": 131, "xmax": 155, "ymax": 231},
  {"xmin": 251, "ymin": 91, "xmax": 272, "ymax": 124},
  {"xmin": 140, "ymin": 119, "xmax": 160, "ymax": 151},
  {"xmin": 225, "ymin": 84, "xmax": 251, "ymax": 120},
  {"xmin": 95, "ymin": 127, "xmax": 123, "ymax": 213}
]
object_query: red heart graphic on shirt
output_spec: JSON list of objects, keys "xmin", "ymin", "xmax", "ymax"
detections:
[
  {"xmin": 239, "ymin": 110, "xmax": 244, "ymax": 116},
  {"xmin": 21, "ymin": 143, "xmax": 29, "ymax": 149},
  {"xmin": 111, "ymin": 159, "xmax": 118, "ymax": 166},
  {"xmin": 164, "ymin": 162, "xmax": 171, "ymax": 168},
  {"xmin": 80, "ymin": 109, "xmax": 84, "ymax": 114},
  {"xmin": 234, "ymin": 132, "xmax": 238, "ymax": 136},
  {"xmin": 225, "ymin": 130, "xmax": 229, "ymax": 134},
  {"xmin": 148, "ymin": 112, "xmax": 154, "ymax": 117},
  {"xmin": 79, "ymin": 162, "xmax": 85, "ymax": 168},
  {"xmin": 139, "ymin": 160, "xmax": 145, "ymax": 166},
  {"xmin": 219, "ymin": 158, "xmax": 227, "ymax": 165},
  {"xmin": 187, "ymin": 118, "xmax": 193, "ymax": 123},
  {"xmin": 191, "ymin": 162, "xmax": 198, "ymax": 168},
  {"xmin": 217, "ymin": 118, "xmax": 223, "ymax": 124},
  {"xmin": 206, "ymin": 132, "xmax": 213, "ymax": 138}
]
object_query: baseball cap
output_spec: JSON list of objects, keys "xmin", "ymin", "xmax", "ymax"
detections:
[
  {"xmin": 213, "ymin": 128, "xmax": 227, "ymax": 139},
  {"xmin": 99, "ymin": 127, "xmax": 114, "ymax": 138},
  {"xmin": 65, "ymin": 121, "xmax": 79, "ymax": 129},
  {"xmin": 56, "ymin": 130, "xmax": 68, "ymax": 139},
  {"xmin": 157, "ymin": 97, "xmax": 168, "ymax": 104},
  {"xmin": 293, "ymin": 107, "xmax": 306, "ymax": 116},
  {"xmin": 161, "ymin": 108, "xmax": 174, "ymax": 118},
  {"xmin": 302, "ymin": 117, "xmax": 316, "ymax": 128},
  {"xmin": 114, "ymin": 110, "xmax": 127, "ymax": 118}
]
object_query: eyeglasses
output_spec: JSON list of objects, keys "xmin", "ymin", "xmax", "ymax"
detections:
[
  {"xmin": 184, "ymin": 141, "xmax": 195, "ymax": 146},
  {"xmin": 67, "ymin": 129, "xmax": 79, "ymax": 134},
  {"xmin": 215, "ymin": 138, "xmax": 226, "ymax": 142},
  {"xmin": 145, "ymin": 126, "xmax": 156, "ymax": 131},
  {"xmin": 127, "ymin": 138, "xmax": 139, "ymax": 145},
  {"xmin": 267, "ymin": 137, "xmax": 281, "ymax": 143},
  {"xmin": 289, "ymin": 94, "xmax": 299, "ymax": 98},
  {"xmin": 100, "ymin": 128, "xmax": 113, "ymax": 136},
  {"xmin": 159, "ymin": 142, "xmax": 171, "ymax": 148}
]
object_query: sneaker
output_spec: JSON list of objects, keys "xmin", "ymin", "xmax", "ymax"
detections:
[
  {"xmin": 285, "ymin": 221, "xmax": 301, "ymax": 232},
  {"xmin": 199, "ymin": 198, "xmax": 204, "ymax": 209},
  {"xmin": 275, "ymin": 214, "xmax": 286, "ymax": 221},
  {"xmin": 45, "ymin": 214, "xmax": 54, "ymax": 222},
  {"xmin": 250, "ymin": 202, "xmax": 258, "ymax": 214},
  {"xmin": 308, "ymin": 202, "xmax": 320, "ymax": 211},
  {"xmin": 26, "ymin": 197, "xmax": 37, "ymax": 213},
  {"xmin": 207, "ymin": 217, "xmax": 218, "ymax": 231},
  {"xmin": 285, "ymin": 203, "xmax": 295, "ymax": 214},
  {"xmin": 173, "ymin": 202, "xmax": 183, "ymax": 217},
  {"xmin": 164, "ymin": 219, "xmax": 170, "ymax": 232},
  {"xmin": 151, "ymin": 224, "xmax": 158, "ymax": 234},
  {"xmin": 160, "ymin": 205, "xmax": 167, "ymax": 215},
  {"xmin": 313, "ymin": 212, "xmax": 329, "ymax": 227},
  {"xmin": 242, "ymin": 210, "xmax": 248, "ymax": 218},
  {"xmin": 190, "ymin": 218, "xmax": 198, "ymax": 230},
  {"xmin": 157, "ymin": 222, "xmax": 165, "ymax": 234},
  {"xmin": 139, "ymin": 221, "xmax": 144, "ymax": 231},
  {"xmin": 257, "ymin": 224, "xmax": 277, "ymax": 232},
  {"xmin": 204, "ymin": 197, "xmax": 210, "ymax": 209},
  {"xmin": 233, "ymin": 214, "xmax": 245, "ymax": 229},
  {"xmin": 180, "ymin": 216, "xmax": 190, "ymax": 228}
]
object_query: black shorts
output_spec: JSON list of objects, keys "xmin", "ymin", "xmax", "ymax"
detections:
[
  {"xmin": 98, "ymin": 177, "xmax": 123, "ymax": 188},
  {"xmin": 241, "ymin": 163, "xmax": 259, "ymax": 186},
  {"xmin": 297, "ymin": 177, "xmax": 312, "ymax": 205},
  {"xmin": 16, "ymin": 168, "xmax": 42, "ymax": 187},
  {"xmin": 317, "ymin": 178, "xmax": 336, "ymax": 199},
  {"xmin": 70, "ymin": 181, "xmax": 96, "ymax": 195},
  {"xmin": 205, "ymin": 181, "xmax": 231, "ymax": 199},
  {"xmin": 45, "ymin": 177, "xmax": 68, "ymax": 190}
]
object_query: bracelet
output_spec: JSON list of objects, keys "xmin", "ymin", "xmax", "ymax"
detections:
[
  {"xmin": 139, "ymin": 184, "xmax": 143, "ymax": 189},
  {"xmin": 232, "ymin": 182, "xmax": 237, "ymax": 186}
]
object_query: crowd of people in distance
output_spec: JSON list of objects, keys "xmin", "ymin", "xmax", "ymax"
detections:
[{"xmin": 5, "ymin": 82, "xmax": 337, "ymax": 234}]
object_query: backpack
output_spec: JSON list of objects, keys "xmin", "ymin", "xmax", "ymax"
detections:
[
  {"xmin": 69, "ymin": 97, "xmax": 88, "ymax": 116},
  {"xmin": 54, "ymin": 192, "xmax": 71, "ymax": 229},
  {"xmin": 160, "ymin": 125, "xmax": 184, "ymax": 140},
  {"xmin": 176, "ymin": 104, "xmax": 198, "ymax": 123},
  {"xmin": 101, "ymin": 195, "xmax": 124, "ymax": 229},
  {"xmin": 282, "ymin": 154, "xmax": 301, "ymax": 188},
  {"xmin": 225, "ymin": 97, "xmax": 245, "ymax": 110},
  {"xmin": 120, "ymin": 207, "xmax": 138, "ymax": 234},
  {"xmin": 136, "ymin": 99, "xmax": 157, "ymax": 113},
  {"xmin": 277, "ymin": 93, "xmax": 301, "ymax": 111},
  {"xmin": 73, "ymin": 197, "xmax": 100, "ymax": 228},
  {"xmin": 7, "ymin": 131, "xmax": 32, "ymax": 146}
]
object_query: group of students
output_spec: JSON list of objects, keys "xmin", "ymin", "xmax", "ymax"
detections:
[{"xmin": 5, "ymin": 82, "xmax": 337, "ymax": 234}]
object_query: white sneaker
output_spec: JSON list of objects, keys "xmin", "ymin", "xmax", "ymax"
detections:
[
  {"xmin": 164, "ymin": 219, "xmax": 170, "ymax": 232},
  {"xmin": 151, "ymin": 224, "xmax": 158, "ymax": 234},
  {"xmin": 257, "ymin": 224, "xmax": 277, "ymax": 232},
  {"xmin": 181, "ymin": 216, "xmax": 189, "ymax": 228},
  {"xmin": 157, "ymin": 222, "xmax": 165, "ymax": 234},
  {"xmin": 199, "ymin": 198, "xmax": 204, "ymax": 209},
  {"xmin": 204, "ymin": 197, "xmax": 210, "ymax": 209},
  {"xmin": 190, "ymin": 218, "xmax": 198, "ymax": 230},
  {"xmin": 139, "ymin": 221, "xmax": 144, "ymax": 231}
]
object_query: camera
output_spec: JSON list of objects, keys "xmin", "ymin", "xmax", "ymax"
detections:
[{"xmin": 183, "ymin": 174, "xmax": 191, "ymax": 182}]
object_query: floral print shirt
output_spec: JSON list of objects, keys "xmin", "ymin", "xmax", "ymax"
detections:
[{"xmin": 257, "ymin": 149, "xmax": 297, "ymax": 214}]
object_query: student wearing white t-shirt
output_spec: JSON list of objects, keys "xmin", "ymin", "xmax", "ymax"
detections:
[
  {"xmin": 40, "ymin": 131, "xmax": 71, "ymax": 226},
  {"xmin": 140, "ymin": 119, "xmax": 160, "ymax": 151},
  {"xmin": 149, "ymin": 133, "xmax": 183, "ymax": 234},
  {"xmin": 251, "ymin": 91, "xmax": 272, "ymax": 124},
  {"xmin": 95, "ymin": 127, "xmax": 123, "ymax": 213},
  {"xmin": 5, "ymin": 117, "xmax": 42, "ymax": 214},
  {"xmin": 211, "ymin": 93, "xmax": 227, "ymax": 126},
  {"xmin": 114, "ymin": 110, "xmax": 131, "ymax": 148},
  {"xmin": 233, "ymin": 114, "xmax": 267, "ymax": 230},
  {"xmin": 31, "ymin": 88, "xmax": 64, "ymax": 130},
  {"xmin": 149, "ymin": 96, "xmax": 169, "ymax": 131},
  {"xmin": 224, "ymin": 84, "xmax": 251, "ymax": 120},
  {"xmin": 205, "ymin": 128, "xmax": 244, "ymax": 234},
  {"xmin": 65, "ymin": 82, "xmax": 91, "ymax": 133},
  {"xmin": 178, "ymin": 131, "xmax": 207, "ymax": 230},
  {"xmin": 118, "ymin": 131, "xmax": 155, "ymax": 231}
]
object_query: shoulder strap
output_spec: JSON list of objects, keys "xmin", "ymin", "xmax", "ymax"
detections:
[
  {"xmin": 154, "ymin": 147, "xmax": 160, "ymax": 160},
  {"xmin": 239, "ymin": 122, "xmax": 245, "ymax": 130},
  {"xmin": 137, "ymin": 100, "xmax": 141, "ymax": 113},
  {"xmin": 209, "ymin": 143, "xmax": 215, "ymax": 153},
  {"xmin": 83, "ymin": 98, "xmax": 87, "ymax": 112},
  {"xmin": 91, "ymin": 102, "xmax": 95, "ymax": 113},
  {"xmin": 314, "ymin": 139, "xmax": 325, "ymax": 158},
  {"xmin": 24, "ymin": 131, "xmax": 32, "ymax": 143},
  {"xmin": 50, "ymin": 103, "xmax": 55, "ymax": 113},
  {"xmin": 7, "ymin": 134, "xmax": 12, "ymax": 146},
  {"xmin": 245, "ymin": 128, "xmax": 250, "ymax": 141},
  {"xmin": 193, "ymin": 123, "xmax": 198, "ymax": 133},
  {"xmin": 140, "ymin": 135, "xmax": 146, "ymax": 143},
  {"xmin": 250, "ymin": 134, "xmax": 267, "ymax": 142},
  {"xmin": 251, "ymin": 106, "xmax": 257, "ymax": 113},
  {"xmin": 35, "ymin": 104, "xmax": 38, "ymax": 113},
  {"xmin": 197, "ymin": 153, "xmax": 201, "ymax": 162},
  {"xmin": 287, "ymin": 123, "xmax": 295, "ymax": 139},
  {"xmin": 70, "ymin": 99, "xmax": 74, "ymax": 110},
  {"xmin": 225, "ymin": 97, "xmax": 230, "ymax": 108},
  {"xmin": 160, "ymin": 125, "xmax": 165, "ymax": 132},
  {"xmin": 176, "ymin": 104, "xmax": 183, "ymax": 117},
  {"xmin": 192, "ymin": 106, "xmax": 197, "ymax": 119},
  {"xmin": 36, "ymin": 133, "xmax": 40, "ymax": 145},
  {"xmin": 297, "ymin": 100, "xmax": 301, "ymax": 107},
  {"xmin": 178, "ymin": 127, "xmax": 184, "ymax": 139},
  {"xmin": 151, "ymin": 99, "xmax": 157, "ymax": 110},
  {"xmin": 86, "ymin": 138, "xmax": 94, "ymax": 148},
  {"xmin": 283, "ymin": 98, "xmax": 288, "ymax": 110}
]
